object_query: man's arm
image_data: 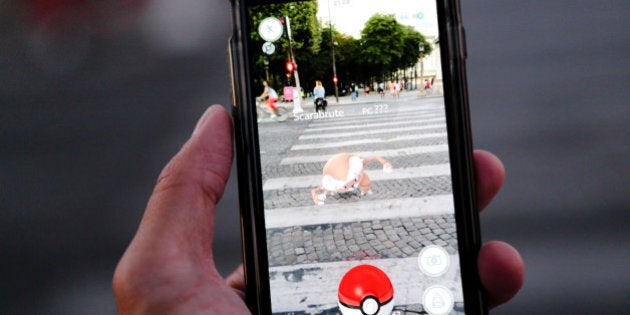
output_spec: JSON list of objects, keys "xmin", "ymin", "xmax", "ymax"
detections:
[{"xmin": 362, "ymin": 155, "xmax": 392, "ymax": 171}]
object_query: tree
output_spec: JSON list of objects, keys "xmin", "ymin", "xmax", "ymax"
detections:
[
  {"xmin": 399, "ymin": 25, "xmax": 432, "ymax": 70},
  {"xmin": 335, "ymin": 31, "xmax": 365, "ymax": 84},
  {"xmin": 315, "ymin": 26, "xmax": 365, "ymax": 93},
  {"xmin": 247, "ymin": 1, "xmax": 321, "ymax": 90},
  {"xmin": 358, "ymin": 14, "xmax": 433, "ymax": 83},
  {"xmin": 359, "ymin": 14, "xmax": 405, "ymax": 80}
]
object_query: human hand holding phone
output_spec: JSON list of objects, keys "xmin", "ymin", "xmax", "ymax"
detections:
[{"xmin": 113, "ymin": 106, "xmax": 523, "ymax": 314}]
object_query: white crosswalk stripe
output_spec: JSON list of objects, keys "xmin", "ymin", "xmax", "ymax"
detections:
[
  {"xmin": 264, "ymin": 195, "xmax": 454, "ymax": 229},
  {"xmin": 290, "ymin": 132, "xmax": 447, "ymax": 151},
  {"xmin": 264, "ymin": 163, "xmax": 450, "ymax": 191},
  {"xmin": 303, "ymin": 112, "xmax": 444, "ymax": 131},
  {"xmin": 299, "ymin": 123, "xmax": 445, "ymax": 140},
  {"xmin": 281, "ymin": 144, "xmax": 448, "ymax": 165},
  {"xmin": 303, "ymin": 117, "xmax": 445, "ymax": 133}
]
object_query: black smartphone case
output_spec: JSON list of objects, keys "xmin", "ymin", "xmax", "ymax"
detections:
[{"xmin": 229, "ymin": 1, "xmax": 486, "ymax": 314}]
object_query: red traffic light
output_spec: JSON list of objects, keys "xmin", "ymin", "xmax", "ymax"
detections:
[
  {"xmin": 333, "ymin": 75, "xmax": 338, "ymax": 83},
  {"xmin": 286, "ymin": 61, "xmax": 295, "ymax": 72}
]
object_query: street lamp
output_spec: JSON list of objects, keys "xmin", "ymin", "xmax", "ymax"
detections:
[
  {"xmin": 332, "ymin": 40, "xmax": 340, "ymax": 102},
  {"xmin": 328, "ymin": 0, "xmax": 339, "ymax": 103},
  {"xmin": 263, "ymin": 56, "xmax": 270, "ymax": 83},
  {"xmin": 419, "ymin": 42, "xmax": 425, "ymax": 95},
  {"xmin": 413, "ymin": 65, "xmax": 417, "ymax": 90}
]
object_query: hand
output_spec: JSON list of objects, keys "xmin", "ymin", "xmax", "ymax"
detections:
[
  {"xmin": 472, "ymin": 150, "xmax": 525, "ymax": 308},
  {"xmin": 383, "ymin": 162, "xmax": 393, "ymax": 173},
  {"xmin": 113, "ymin": 106, "xmax": 524, "ymax": 314}
]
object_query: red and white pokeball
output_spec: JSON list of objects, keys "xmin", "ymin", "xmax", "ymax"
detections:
[{"xmin": 338, "ymin": 265, "xmax": 395, "ymax": 315}]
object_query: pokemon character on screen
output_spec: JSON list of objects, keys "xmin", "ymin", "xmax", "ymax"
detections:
[
  {"xmin": 338, "ymin": 264, "xmax": 395, "ymax": 315},
  {"xmin": 311, "ymin": 153, "xmax": 393, "ymax": 205}
]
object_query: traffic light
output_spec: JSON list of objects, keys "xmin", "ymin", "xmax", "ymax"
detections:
[
  {"xmin": 286, "ymin": 61, "xmax": 295, "ymax": 73},
  {"xmin": 333, "ymin": 75, "xmax": 338, "ymax": 84},
  {"xmin": 285, "ymin": 61, "xmax": 295, "ymax": 85}
]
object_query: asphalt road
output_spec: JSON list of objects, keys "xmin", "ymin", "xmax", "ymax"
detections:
[{"xmin": 1, "ymin": 1, "xmax": 628, "ymax": 314}]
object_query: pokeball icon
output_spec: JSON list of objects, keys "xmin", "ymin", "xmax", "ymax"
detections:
[{"xmin": 338, "ymin": 264, "xmax": 395, "ymax": 315}]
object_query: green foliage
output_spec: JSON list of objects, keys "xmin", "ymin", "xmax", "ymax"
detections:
[
  {"xmin": 247, "ymin": 3, "xmax": 433, "ymax": 91},
  {"xmin": 360, "ymin": 14, "xmax": 405, "ymax": 76},
  {"xmin": 248, "ymin": 1, "xmax": 320, "ymax": 89},
  {"xmin": 314, "ymin": 26, "xmax": 367, "ymax": 92},
  {"xmin": 400, "ymin": 25, "xmax": 433, "ymax": 69},
  {"xmin": 359, "ymin": 14, "xmax": 432, "ymax": 81}
]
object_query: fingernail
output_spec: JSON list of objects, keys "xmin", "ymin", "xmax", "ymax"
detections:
[{"xmin": 192, "ymin": 107, "xmax": 214, "ymax": 136}]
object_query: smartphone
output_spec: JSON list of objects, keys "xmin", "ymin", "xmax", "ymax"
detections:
[{"xmin": 230, "ymin": 0, "xmax": 482, "ymax": 314}]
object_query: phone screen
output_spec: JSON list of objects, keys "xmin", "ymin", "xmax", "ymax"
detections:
[{"xmin": 245, "ymin": 1, "xmax": 466, "ymax": 314}]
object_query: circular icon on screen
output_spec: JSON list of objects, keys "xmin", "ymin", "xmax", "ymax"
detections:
[
  {"xmin": 262, "ymin": 42, "xmax": 276, "ymax": 55},
  {"xmin": 422, "ymin": 285, "xmax": 454, "ymax": 315},
  {"xmin": 258, "ymin": 17, "xmax": 284, "ymax": 42},
  {"xmin": 417, "ymin": 245, "xmax": 450, "ymax": 277},
  {"xmin": 338, "ymin": 265, "xmax": 395, "ymax": 315}
]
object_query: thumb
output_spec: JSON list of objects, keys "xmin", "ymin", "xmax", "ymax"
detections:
[
  {"xmin": 113, "ymin": 106, "xmax": 241, "ymax": 313},
  {"xmin": 138, "ymin": 105, "xmax": 233, "ymax": 257}
]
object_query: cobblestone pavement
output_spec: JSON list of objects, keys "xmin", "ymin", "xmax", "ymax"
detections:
[
  {"xmin": 257, "ymin": 96, "xmax": 464, "ymax": 314},
  {"xmin": 266, "ymin": 214, "xmax": 458, "ymax": 266}
]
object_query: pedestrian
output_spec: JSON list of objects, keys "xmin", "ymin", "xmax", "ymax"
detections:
[
  {"xmin": 313, "ymin": 80, "xmax": 327, "ymax": 111},
  {"xmin": 378, "ymin": 82, "xmax": 385, "ymax": 98},
  {"xmin": 260, "ymin": 80, "xmax": 279, "ymax": 118},
  {"xmin": 389, "ymin": 81, "xmax": 394, "ymax": 97},
  {"xmin": 392, "ymin": 81, "xmax": 401, "ymax": 99},
  {"xmin": 350, "ymin": 83, "xmax": 357, "ymax": 101}
]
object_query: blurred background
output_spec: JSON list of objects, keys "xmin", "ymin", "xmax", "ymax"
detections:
[{"xmin": 1, "ymin": 0, "xmax": 628, "ymax": 314}]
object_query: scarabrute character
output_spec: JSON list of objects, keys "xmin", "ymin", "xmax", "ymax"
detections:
[{"xmin": 311, "ymin": 153, "xmax": 392, "ymax": 205}]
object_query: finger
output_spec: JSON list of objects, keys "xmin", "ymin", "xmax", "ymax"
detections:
[
  {"xmin": 226, "ymin": 264, "xmax": 246, "ymax": 299},
  {"xmin": 478, "ymin": 241, "xmax": 525, "ymax": 309},
  {"xmin": 138, "ymin": 105, "xmax": 233, "ymax": 257},
  {"xmin": 473, "ymin": 150, "xmax": 505, "ymax": 211}
]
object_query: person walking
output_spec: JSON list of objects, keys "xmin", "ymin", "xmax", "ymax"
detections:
[
  {"xmin": 313, "ymin": 80, "xmax": 327, "ymax": 111},
  {"xmin": 260, "ymin": 80, "xmax": 279, "ymax": 118}
]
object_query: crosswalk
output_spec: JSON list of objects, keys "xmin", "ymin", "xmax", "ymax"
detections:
[
  {"xmin": 258, "ymin": 100, "xmax": 462, "ymax": 314},
  {"xmin": 280, "ymin": 144, "xmax": 448, "ymax": 165},
  {"xmin": 263, "ymin": 102, "xmax": 452, "ymax": 213}
]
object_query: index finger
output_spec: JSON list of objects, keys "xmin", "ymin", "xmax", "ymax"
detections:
[{"xmin": 473, "ymin": 150, "xmax": 505, "ymax": 211}]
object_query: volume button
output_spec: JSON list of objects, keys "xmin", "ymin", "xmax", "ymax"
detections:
[
  {"xmin": 460, "ymin": 26, "xmax": 468, "ymax": 59},
  {"xmin": 228, "ymin": 36, "xmax": 237, "ymax": 109},
  {"xmin": 455, "ymin": 0, "xmax": 463, "ymax": 23}
]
